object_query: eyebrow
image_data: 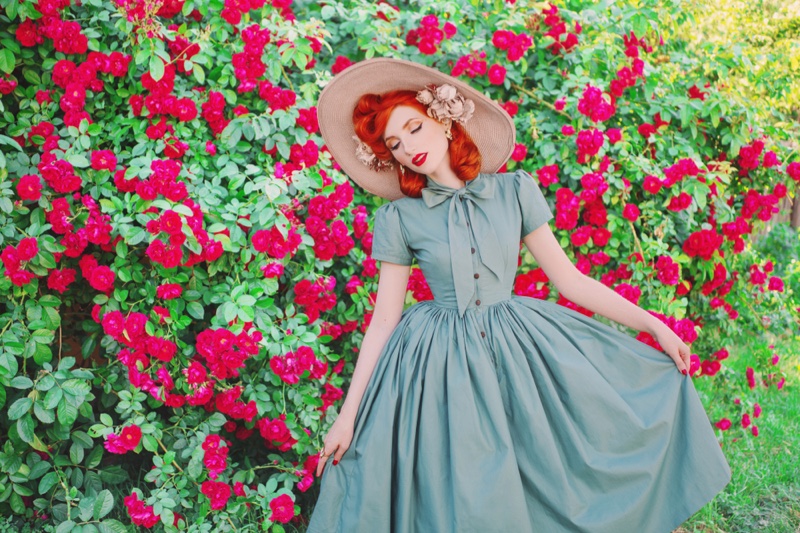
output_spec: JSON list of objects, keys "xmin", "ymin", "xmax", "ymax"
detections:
[{"xmin": 383, "ymin": 118, "xmax": 418, "ymax": 143}]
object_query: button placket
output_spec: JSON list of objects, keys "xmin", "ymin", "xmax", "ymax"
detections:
[
  {"xmin": 478, "ymin": 310, "xmax": 496, "ymax": 369},
  {"xmin": 466, "ymin": 209, "xmax": 481, "ymax": 311}
]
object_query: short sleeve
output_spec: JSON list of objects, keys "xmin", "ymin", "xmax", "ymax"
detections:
[
  {"xmin": 371, "ymin": 202, "xmax": 413, "ymax": 266},
  {"xmin": 515, "ymin": 169, "xmax": 554, "ymax": 237}
]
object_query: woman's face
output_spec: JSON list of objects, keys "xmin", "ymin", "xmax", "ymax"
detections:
[{"xmin": 382, "ymin": 105, "xmax": 449, "ymax": 176}]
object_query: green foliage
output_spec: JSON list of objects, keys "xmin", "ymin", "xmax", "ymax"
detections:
[
  {"xmin": 0, "ymin": 0, "xmax": 796, "ymax": 530},
  {"xmin": 679, "ymin": 0, "xmax": 800, "ymax": 121}
]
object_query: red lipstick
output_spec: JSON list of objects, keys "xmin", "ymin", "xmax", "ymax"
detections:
[{"xmin": 412, "ymin": 153, "xmax": 427, "ymax": 165}]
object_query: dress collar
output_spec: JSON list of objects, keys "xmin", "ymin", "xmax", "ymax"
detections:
[
  {"xmin": 418, "ymin": 172, "xmax": 504, "ymax": 316},
  {"xmin": 424, "ymin": 172, "xmax": 484, "ymax": 193}
]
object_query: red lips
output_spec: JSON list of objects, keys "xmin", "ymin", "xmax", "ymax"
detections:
[{"xmin": 412, "ymin": 153, "xmax": 427, "ymax": 165}]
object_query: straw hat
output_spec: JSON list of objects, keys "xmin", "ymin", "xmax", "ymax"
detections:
[{"xmin": 316, "ymin": 56, "xmax": 516, "ymax": 200}]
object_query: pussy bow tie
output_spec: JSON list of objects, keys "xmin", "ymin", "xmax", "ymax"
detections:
[{"xmin": 421, "ymin": 174, "xmax": 505, "ymax": 316}]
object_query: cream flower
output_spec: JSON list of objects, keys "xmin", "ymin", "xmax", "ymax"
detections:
[
  {"xmin": 415, "ymin": 83, "xmax": 475, "ymax": 125},
  {"xmin": 353, "ymin": 135, "xmax": 395, "ymax": 172}
]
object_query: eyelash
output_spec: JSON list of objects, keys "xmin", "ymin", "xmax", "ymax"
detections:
[{"xmin": 390, "ymin": 124, "xmax": 422, "ymax": 151}]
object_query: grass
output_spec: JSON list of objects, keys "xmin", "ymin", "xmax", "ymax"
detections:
[{"xmin": 678, "ymin": 333, "xmax": 800, "ymax": 533}]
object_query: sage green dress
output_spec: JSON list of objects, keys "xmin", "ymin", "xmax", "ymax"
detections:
[{"xmin": 306, "ymin": 170, "xmax": 731, "ymax": 533}]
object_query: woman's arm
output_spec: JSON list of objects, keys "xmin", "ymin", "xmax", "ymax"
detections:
[
  {"xmin": 337, "ymin": 261, "xmax": 411, "ymax": 423},
  {"xmin": 522, "ymin": 223, "xmax": 664, "ymax": 335}
]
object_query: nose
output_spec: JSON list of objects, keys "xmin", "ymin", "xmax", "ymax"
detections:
[{"xmin": 403, "ymin": 138, "xmax": 418, "ymax": 158}]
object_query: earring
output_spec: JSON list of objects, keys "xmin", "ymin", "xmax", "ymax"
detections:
[
  {"xmin": 445, "ymin": 127, "xmax": 453, "ymax": 141},
  {"xmin": 399, "ymin": 165, "xmax": 405, "ymax": 177}
]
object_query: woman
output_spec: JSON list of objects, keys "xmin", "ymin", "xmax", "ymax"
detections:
[{"xmin": 306, "ymin": 56, "xmax": 731, "ymax": 533}]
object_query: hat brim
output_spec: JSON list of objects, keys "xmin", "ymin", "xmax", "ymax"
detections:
[{"xmin": 317, "ymin": 56, "xmax": 516, "ymax": 200}]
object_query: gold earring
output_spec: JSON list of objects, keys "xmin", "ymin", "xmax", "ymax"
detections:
[
  {"xmin": 399, "ymin": 164, "xmax": 405, "ymax": 177},
  {"xmin": 445, "ymin": 127, "xmax": 453, "ymax": 141}
]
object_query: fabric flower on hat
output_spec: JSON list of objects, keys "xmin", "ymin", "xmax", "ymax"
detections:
[
  {"xmin": 352, "ymin": 135, "xmax": 395, "ymax": 172},
  {"xmin": 415, "ymin": 83, "xmax": 475, "ymax": 126}
]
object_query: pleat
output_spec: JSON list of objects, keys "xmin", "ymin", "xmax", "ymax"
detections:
[{"xmin": 306, "ymin": 297, "xmax": 730, "ymax": 533}]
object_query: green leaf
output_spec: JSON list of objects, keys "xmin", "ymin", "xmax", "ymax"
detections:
[
  {"xmin": 36, "ymin": 375, "xmax": 56, "ymax": 392},
  {"xmin": 33, "ymin": 342, "xmax": 53, "ymax": 365},
  {"xmin": 142, "ymin": 434, "xmax": 158, "ymax": 452},
  {"xmin": 39, "ymin": 472, "xmax": 59, "ymax": 494},
  {"xmin": 86, "ymin": 446, "xmax": 104, "ymax": 469},
  {"xmin": 44, "ymin": 386, "xmax": 63, "ymax": 409},
  {"xmin": 13, "ymin": 484, "xmax": 33, "ymax": 496},
  {"xmin": 10, "ymin": 376, "xmax": 33, "ymax": 389},
  {"xmin": 58, "ymin": 356, "xmax": 76, "ymax": 371},
  {"xmin": 150, "ymin": 55, "xmax": 164, "ymax": 82},
  {"xmin": 66, "ymin": 154, "xmax": 90, "ymax": 168},
  {"xmin": 9, "ymin": 492, "xmax": 24, "ymax": 514},
  {"xmin": 57, "ymin": 400, "xmax": 79, "ymax": 426},
  {"xmin": 8, "ymin": 397, "xmax": 32, "ymax": 420},
  {"xmin": 97, "ymin": 519, "xmax": 129, "ymax": 533},
  {"xmin": 0, "ymin": 48, "xmax": 16, "ymax": 75},
  {"xmin": 98, "ymin": 466, "xmax": 128, "ymax": 484},
  {"xmin": 632, "ymin": 14, "xmax": 648, "ymax": 39},
  {"xmin": 29, "ymin": 460, "xmax": 51, "ymax": 480},
  {"xmin": 62, "ymin": 379, "xmax": 91, "ymax": 397},
  {"xmin": 70, "ymin": 442, "xmax": 85, "ymax": 464},
  {"xmin": 34, "ymin": 401, "xmax": 55, "ymax": 423},
  {"xmin": 73, "ymin": 430, "xmax": 93, "ymax": 448},
  {"xmin": 223, "ymin": 302, "xmax": 238, "ymax": 323},
  {"xmin": 134, "ymin": 47, "xmax": 149, "ymax": 65},
  {"xmin": 680, "ymin": 105, "xmax": 690, "ymax": 128},
  {"xmin": 93, "ymin": 490, "xmax": 114, "ymax": 520},
  {"xmin": 187, "ymin": 301, "xmax": 204, "ymax": 319},
  {"xmin": 193, "ymin": 63, "xmax": 205, "ymax": 84},
  {"xmin": 159, "ymin": 509, "xmax": 175, "ymax": 527},
  {"xmin": 17, "ymin": 413, "xmax": 35, "ymax": 443},
  {"xmin": 56, "ymin": 521, "xmax": 76, "ymax": 533}
]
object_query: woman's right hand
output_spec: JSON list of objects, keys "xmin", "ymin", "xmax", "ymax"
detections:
[{"xmin": 316, "ymin": 415, "xmax": 354, "ymax": 478}]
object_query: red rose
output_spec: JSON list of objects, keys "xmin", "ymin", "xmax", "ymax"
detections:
[
  {"xmin": 269, "ymin": 494, "xmax": 296, "ymax": 523},
  {"xmin": 120, "ymin": 425, "xmax": 142, "ymax": 450}
]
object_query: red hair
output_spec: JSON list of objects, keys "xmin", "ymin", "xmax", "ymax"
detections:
[{"xmin": 352, "ymin": 89, "xmax": 482, "ymax": 198}]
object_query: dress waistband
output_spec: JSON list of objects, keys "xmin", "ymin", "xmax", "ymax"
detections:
[{"xmin": 425, "ymin": 294, "xmax": 514, "ymax": 312}]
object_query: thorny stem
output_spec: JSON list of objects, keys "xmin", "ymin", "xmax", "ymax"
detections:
[
  {"xmin": 280, "ymin": 63, "xmax": 295, "ymax": 93},
  {"xmin": 157, "ymin": 437, "xmax": 185, "ymax": 473},
  {"xmin": 626, "ymin": 218, "xmax": 647, "ymax": 266},
  {"xmin": 511, "ymin": 83, "xmax": 572, "ymax": 119}
]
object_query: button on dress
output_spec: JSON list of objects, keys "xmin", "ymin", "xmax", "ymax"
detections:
[{"xmin": 306, "ymin": 170, "xmax": 731, "ymax": 533}]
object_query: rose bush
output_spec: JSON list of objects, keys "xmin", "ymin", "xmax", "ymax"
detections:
[{"xmin": 0, "ymin": 0, "xmax": 796, "ymax": 530}]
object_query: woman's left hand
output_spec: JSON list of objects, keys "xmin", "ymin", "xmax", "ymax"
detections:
[{"xmin": 651, "ymin": 324, "xmax": 693, "ymax": 375}]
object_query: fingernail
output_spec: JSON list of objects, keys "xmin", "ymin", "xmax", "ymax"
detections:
[
  {"xmin": 333, "ymin": 459, "xmax": 338, "ymax": 465},
  {"xmin": 681, "ymin": 369, "xmax": 687, "ymax": 375}
]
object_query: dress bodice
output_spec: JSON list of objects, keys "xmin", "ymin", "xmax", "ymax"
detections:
[{"xmin": 371, "ymin": 170, "xmax": 554, "ymax": 316}]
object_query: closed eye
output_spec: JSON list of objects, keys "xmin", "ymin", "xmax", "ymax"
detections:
[{"xmin": 390, "ymin": 124, "xmax": 422, "ymax": 151}]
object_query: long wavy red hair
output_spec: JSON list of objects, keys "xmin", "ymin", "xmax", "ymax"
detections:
[{"xmin": 352, "ymin": 89, "xmax": 482, "ymax": 198}]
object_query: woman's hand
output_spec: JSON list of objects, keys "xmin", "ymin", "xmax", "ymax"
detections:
[
  {"xmin": 316, "ymin": 415, "xmax": 354, "ymax": 478},
  {"xmin": 651, "ymin": 324, "xmax": 693, "ymax": 375}
]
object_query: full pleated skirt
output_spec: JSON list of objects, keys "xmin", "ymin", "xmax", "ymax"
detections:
[{"xmin": 306, "ymin": 296, "xmax": 731, "ymax": 533}]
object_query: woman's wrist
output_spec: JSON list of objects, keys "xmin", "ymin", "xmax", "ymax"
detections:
[
  {"xmin": 645, "ymin": 315, "xmax": 669, "ymax": 336},
  {"xmin": 338, "ymin": 402, "xmax": 358, "ymax": 423}
]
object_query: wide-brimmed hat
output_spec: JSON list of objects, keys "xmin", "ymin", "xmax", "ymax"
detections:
[{"xmin": 317, "ymin": 56, "xmax": 516, "ymax": 200}]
